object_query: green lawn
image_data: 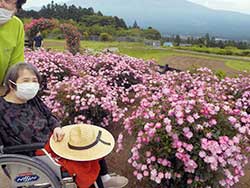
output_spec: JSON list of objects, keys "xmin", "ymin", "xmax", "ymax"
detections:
[
  {"xmin": 44, "ymin": 39, "xmax": 176, "ymax": 63},
  {"xmin": 225, "ymin": 60, "xmax": 250, "ymax": 71},
  {"xmin": 44, "ymin": 39, "xmax": 65, "ymax": 51},
  {"xmin": 44, "ymin": 39, "xmax": 150, "ymax": 51},
  {"xmin": 81, "ymin": 40, "xmax": 150, "ymax": 50},
  {"xmin": 175, "ymin": 46, "xmax": 250, "ymax": 57},
  {"xmin": 43, "ymin": 39, "xmax": 250, "ymax": 72},
  {"xmin": 119, "ymin": 48, "xmax": 176, "ymax": 62}
]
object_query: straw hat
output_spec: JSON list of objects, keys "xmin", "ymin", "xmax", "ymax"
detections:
[{"xmin": 50, "ymin": 124, "xmax": 115, "ymax": 161}]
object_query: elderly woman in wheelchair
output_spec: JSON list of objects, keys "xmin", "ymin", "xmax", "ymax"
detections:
[{"xmin": 0, "ymin": 63, "xmax": 128, "ymax": 188}]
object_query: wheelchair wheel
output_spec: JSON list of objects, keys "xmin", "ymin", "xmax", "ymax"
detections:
[{"xmin": 0, "ymin": 154, "xmax": 61, "ymax": 188}]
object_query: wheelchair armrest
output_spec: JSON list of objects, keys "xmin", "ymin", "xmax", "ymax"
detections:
[{"xmin": 1, "ymin": 143, "xmax": 45, "ymax": 154}]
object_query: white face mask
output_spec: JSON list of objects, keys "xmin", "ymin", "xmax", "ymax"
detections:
[
  {"xmin": 0, "ymin": 8, "xmax": 14, "ymax": 25},
  {"xmin": 10, "ymin": 81, "xmax": 40, "ymax": 101}
]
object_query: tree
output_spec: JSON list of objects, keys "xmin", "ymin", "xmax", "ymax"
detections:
[
  {"xmin": 218, "ymin": 40, "xmax": 225, "ymax": 49},
  {"xmin": 82, "ymin": 31, "xmax": 89, "ymax": 40},
  {"xmin": 175, "ymin": 35, "xmax": 181, "ymax": 46},
  {"xmin": 198, "ymin": 37, "xmax": 205, "ymax": 47},
  {"xmin": 127, "ymin": 28, "xmax": 142, "ymax": 38},
  {"xmin": 237, "ymin": 41, "xmax": 248, "ymax": 49},
  {"xmin": 210, "ymin": 37, "xmax": 216, "ymax": 47},
  {"xmin": 133, "ymin": 20, "xmax": 139, "ymax": 29},
  {"xmin": 114, "ymin": 16, "xmax": 127, "ymax": 29},
  {"xmin": 187, "ymin": 37, "xmax": 191, "ymax": 44},
  {"xmin": 88, "ymin": 25, "xmax": 104, "ymax": 35},
  {"xmin": 143, "ymin": 28, "xmax": 161, "ymax": 40},
  {"xmin": 87, "ymin": 7, "xmax": 94, "ymax": 14},
  {"xmin": 205, "ymin": 33, "xmax": 210, "ymax": 47},
  {"xmin": 97, "ymin": 11, "xmax": 103, "ymax": 16}
]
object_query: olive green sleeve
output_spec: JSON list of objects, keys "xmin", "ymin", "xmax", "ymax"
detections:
[{"xmin": 9, "ymin": 21, "xmax": 25, "ymax": 66}]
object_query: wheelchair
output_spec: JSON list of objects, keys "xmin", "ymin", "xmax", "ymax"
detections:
[{"xmin": 0, "ymin": 143, "xmax": 99, "ymax": 188}]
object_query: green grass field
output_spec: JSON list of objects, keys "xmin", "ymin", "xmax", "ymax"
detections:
[
  {"xmin": 44, "ymin": 39, "xmax": 176, "ymax": 62},
  {"xmin": 44, "ymin": 39, "xmax": 250, "ymax": 72},
  {"xmin": 225, "ymin": 60, "xmax": 250, "ymax": 71},
  {"xmin": 175, "ymin": 46, "xmax": 250, "ymax": 57}
]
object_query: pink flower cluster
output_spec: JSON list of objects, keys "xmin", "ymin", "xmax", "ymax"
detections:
[
  {"xmin": 25, "ymin": 18, "xmax": 81, "ymax": 54},
  {"xmin": 25, "ymin": 50, "xmax": 154, "ymax": 127},
  {"xmin": 25, "ymin": 18, "xmax": 56, "ymax": 43},
  {"xmin": 60, "ymin": 23, "xmax": 81, "ymax": 55},
  {"xmin": 122, "ymin": 68, "xmax": 250, "ymax": 187},
  {"xmin": 25, "ymin": 49, "xmax": 250, "ymax": 188}
]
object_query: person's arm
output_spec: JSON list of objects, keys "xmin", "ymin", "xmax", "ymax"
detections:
[
  {"xmin": 41, "ymin": 36, "xmax": 44, "ymax": 47},
  {"xmin": 9, "ymin": 19, "xmax": 25, "ymax": 66},
  {"xmin": 33, "ymin": 37, "xmax": 36, "ymax": 49}
]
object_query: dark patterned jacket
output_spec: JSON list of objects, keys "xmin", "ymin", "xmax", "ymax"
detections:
[{"xmin": 0, "ymin": 96, "xmax": 60, "ymax": 147}]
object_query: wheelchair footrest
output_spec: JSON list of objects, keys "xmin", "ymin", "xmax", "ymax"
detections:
[{"xmin": 62, "ymin": 171, "xmax": 71, "ymax": 178}]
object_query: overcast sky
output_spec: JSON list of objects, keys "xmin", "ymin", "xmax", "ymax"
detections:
[
  {"xmin": 188, "ymin": 0, "xmax": 250, "ymax": 14},
  {"xmin": 23, "ymin": 0, "xmax": 250, "ymax": 15}
]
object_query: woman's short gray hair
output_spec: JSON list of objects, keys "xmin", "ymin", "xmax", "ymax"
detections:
[{"xmin": 3, "ymin": 62, "xmax": 41, "ymax": 95}]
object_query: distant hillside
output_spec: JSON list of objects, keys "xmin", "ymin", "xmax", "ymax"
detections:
[
  {"xmin": 68, "ymin": 0, "xmax": 250, "ymax": 40},
  {"xmin": 19, "ymin": 2, "xmax": 162, "ymax": 41},
  {"xmin": 18, "ymin": 3, "xmax": 127, "ymax": 29}
]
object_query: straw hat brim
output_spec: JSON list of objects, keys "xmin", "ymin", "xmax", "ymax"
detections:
[{"xmin": 50, "ymin": 124, "xmax": 115, "ymax": 161}]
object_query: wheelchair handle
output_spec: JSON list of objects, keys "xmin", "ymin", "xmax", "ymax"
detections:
[{"xmin": 1, "ymin": 143, "xmax": 45, "ymax": 154}]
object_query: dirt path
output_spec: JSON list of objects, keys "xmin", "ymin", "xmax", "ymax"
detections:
[
  {"xmin": 160, "ymin": 55, "xmax": 245, "ymax": 76},
  {"xmin": 236, "ymin": 164, "xmax": 250, "ymax": 188}
]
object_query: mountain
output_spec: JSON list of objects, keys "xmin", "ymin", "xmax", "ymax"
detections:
[{"xmin": 67, "ymin": 0, "xmax": 250, "ymax": 40}]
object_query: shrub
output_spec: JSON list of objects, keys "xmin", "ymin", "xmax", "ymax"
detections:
[
  {"xmin": 25, "ymin": 49, "xmax": 250, "ymax": 188},
  {"xmin": 82, "ymin": 31, "xmax": 89, "ymax": 40},
  {"xmin": 24, "ymin": 18, "xmax": 56, "ymax": 48},
  {"xmin": 100, "ymin": 32, "xmax": 112, "ymax": 41},
  {"xmin": 120, "ymin": 68, "xmax": 250, "ymax": 188},
  {"xmin": 60, "ymin": 23, "xmax": 81, "ymax": 55},
  {"xmin": 215, "ymin": 70, "xmax": 227, "ymax": 80}
]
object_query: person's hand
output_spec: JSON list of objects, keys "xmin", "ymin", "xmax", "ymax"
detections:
[{"xmin": 53, "ymin": 127, "xmax": 65, "ymax": 142}]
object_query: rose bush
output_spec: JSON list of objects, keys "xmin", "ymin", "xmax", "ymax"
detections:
[
  {"xmin": 25, "ymin": 50, "xmax": 155, "ymax": 127},
  {"xmin": 24, "ymin": 18, "xmax": 56, "ymax": 48},
  {"xmin": 60, "ymin": 23, "xmax": 81, "ymax": 55},
  {"xmin": 25, "ymin": 49, "xmax": 250, "ymax": 188},
  {"xmin": 25, "ymin": 19, "xmax": 81, "ymax": 54},
  {"xmin": 121, "ymin": 68, "xmax": 250, "ymax": 188}
]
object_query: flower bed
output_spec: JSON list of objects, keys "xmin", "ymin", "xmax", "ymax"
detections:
[
  {"xmin": 122, "ymin": 68, "xmax": 250, "ymax": 187},
  {"xmin": 25, "ymin": 50, "xmax": 250, "ymax": 188}
]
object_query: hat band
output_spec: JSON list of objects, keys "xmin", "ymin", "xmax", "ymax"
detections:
[{"xmin": 68, "ymin": 130, "xmax": 111, "ymax": 150}]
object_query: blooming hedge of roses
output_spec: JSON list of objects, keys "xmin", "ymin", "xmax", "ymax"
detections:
[
  {"xmin": 60, "ymin": 23, "xmax": 81, "ymax": 55},
  {"xmin": 25, "ymin": 49, "xmax": 250, "ymax": 188},
  {"xmin": 25, "ymin": 19, "xmax": 81, "ymax": 54},
  {"xmin": 25, "ymin": 50, "xmax": 154, "ymax": 127},
  {"xmin": 25, "ymin": 18, "xmax": 56, "ymax": 48},
  {"xmin": 122, "ymin": 69, "xmax": 250, "ymax": 187},
  {"xmin": 25, "ymin": 49, "xmax": 76, "ymax": 91}
]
